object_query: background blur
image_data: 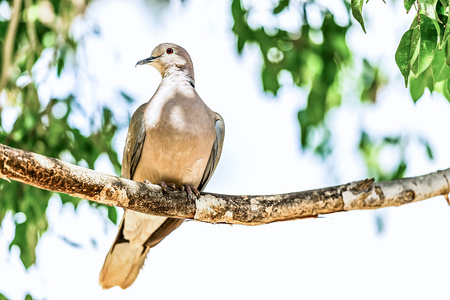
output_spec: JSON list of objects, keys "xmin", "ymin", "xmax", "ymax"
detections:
[{"xmin": 1, "ymin": 0, "xmax": 450, "ymax": 299}]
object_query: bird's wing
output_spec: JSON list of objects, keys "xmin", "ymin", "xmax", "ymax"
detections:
[
  {"xmin": 197, "ymin": 112, "xmax": 225, "ymax": 192},
  {"xmin": 121, "ymin": 103, "xmax": 147, "ymax": 180}
]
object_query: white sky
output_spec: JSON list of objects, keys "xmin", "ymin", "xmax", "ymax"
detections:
[{"xmin": 1, "ymin": 0, "xmax": 450, "ymax": 299}]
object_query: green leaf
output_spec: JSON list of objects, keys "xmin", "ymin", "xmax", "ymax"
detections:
[
  {"xmin": 0, "ymin": 293, "xmax": 9, "ymax": 300},
  {"xmin": 409, "ymin": 78, "xmax": 425, "ymax": 103},
  {"xmin": 119, "ymin": 91, "xmax": 135, "ymax": 103},
  {"xmin": 443, "ymin": 78, "xmax": 450, "ymax": 101},
  {"xmin": 0, "ymin": 22, "xmax": 8, "ymax": 43},
  {"xmin": 273, "ymin": 0, "xmax": 290, "ymax": 14},
  {"xmin": 351, "ymin": 0, "xmax": 366, "ymax": 33},
  {"xmin": 12, "ymin": 222, "xmax": 38, "ymax": 268},
  {"xmin": 60, "ymin": 193, "xmax": 81, "ymax": 208},
  {"xmin": 409, "ymin": 77, "xmax": 426, "ymax": 101},
  {"xmin": 391, "ymin": 160, "xmax": 407, "ymax": 180},
  {"xmin": 431, "ymin": 47, "xmax": 450, "ymax": 81},
  {"xmin": 57, "ymin": 57, "xmax": 64, "ymax": 77},
  {"xmin": 411, "ymin": 15, "xmax": 438, "ymax": 77},
  {"xmin": 395, "ymin": 26, "xmax": 420, "ymax": 87},
  {"xmin": 418, "ymin": 0, "xmax": 438, "ymax": 19},
  {"xmin": 405, "ymin": 0, "xmax": 416, "ymax": 11},
  {"xmin": 436, "ymin": 1, "xmax": 448, "ymax": 44},
  {"xmin": 107, "ymin": 206, "xmax": 118, "ymax": 224},
  {"xmin": 261, "ymin": 65, "xmax": 280, "ymax": 95},
  {"xmin": 441, "ymin": 15, "xmax": 450, "ymax": 47},
  {"xmin": 50, "ymin": 0, "xmax": 60, "ymax": 12},
  {"xmin": 410, "ymin": 67, "xmax": 433, "ymax": 101},
  {"xmin": 410, "ymin": 68, "xmax": 434, "ymax": 102},
  {"xmin": 231, "ymin": 0, "xmax": 250, "ymax": 54},
  {"xmin": 445, "ymin": 40, "xmax": 450, "ymax": 65},
  {"xmin": 421, "ymin": 139, "xmax": 435, "ymax": 159},
  {"xmin": 426, "ymin": 143, "xmax": 434, "ymax": 159},
  {"xmin": 436, "ymin": 0, "xmax": 447, "ymax": 15},
  {"xmin": 360, "ymin": 59, "xmax": 383, "ymax": 102}
]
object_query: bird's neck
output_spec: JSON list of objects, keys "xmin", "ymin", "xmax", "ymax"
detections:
[{"xmin": 162, "ymin": 66, "xmax": 195, "ymax": 88}]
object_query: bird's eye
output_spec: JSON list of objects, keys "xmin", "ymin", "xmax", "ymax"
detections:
[{"xmin": 166, "ymin": 48, "xmax": 174, "ymax": 54}]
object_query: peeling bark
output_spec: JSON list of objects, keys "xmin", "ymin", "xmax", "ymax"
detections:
[{"xmin": 0, "ymin": 143, "xmax": 449, "ymax": 225}]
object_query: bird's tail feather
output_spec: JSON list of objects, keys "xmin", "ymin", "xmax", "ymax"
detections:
[
  {"xmin": 99, "ymin": 214, "xmax": 184, "ymax": 289},
  {"xmin": 98, "ymin": 220, "xmax": 149, "ymax": 289}
]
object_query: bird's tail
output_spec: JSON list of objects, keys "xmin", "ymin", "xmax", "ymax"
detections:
[
  {"xmin": 99, "ymin": 212, "xmax": 184, "ymax": 289},
  {"xmin": 98, "ymin": 219, "xmax": 150, "ymax": 289}
]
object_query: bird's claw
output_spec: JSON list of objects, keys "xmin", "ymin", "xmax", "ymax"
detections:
[
  {"xmin": 157, "ymin": 181, "xmax": 177, "ymax": 192},
  {"xmin": 192, "ymin": 187, "xmax": 200, "ymax": 198},
  {"xmin": 154, "ymin": 180, "xmax": 199, "ymax": 199},
  {"xmin": 179, "ymin": 185, "xmax": 200, "ymax": 200}
]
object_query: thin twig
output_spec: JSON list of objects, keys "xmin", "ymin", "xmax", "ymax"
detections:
[{"xmin": 0, "ymin": 0, "xmax": 23, "ymax": 91}]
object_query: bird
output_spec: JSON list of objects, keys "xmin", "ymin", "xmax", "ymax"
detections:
[{"xmin": 98, "ymin": 43, "xmax": 225, "ymax": 289}]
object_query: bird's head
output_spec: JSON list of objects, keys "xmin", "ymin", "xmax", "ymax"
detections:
[{"xmin": 136, "ymin": 43, "xmax": 195, "ymax": 83}]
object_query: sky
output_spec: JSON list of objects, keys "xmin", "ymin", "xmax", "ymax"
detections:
[{"xmin": 1, "ymin": 0, "xmax": 450, "ymax": 299}]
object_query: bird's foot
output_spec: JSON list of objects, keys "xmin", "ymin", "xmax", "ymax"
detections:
[
  {"xmin": 149, "ymin": 180, "xmax": 199, "ymax": 199},
  {"xmin": 179, "ymin": 185, "xmax": 200, "ymax": 200},
  {"xmin": 156, "ymin": 180, "xmax": 177, "ymax": 192}
]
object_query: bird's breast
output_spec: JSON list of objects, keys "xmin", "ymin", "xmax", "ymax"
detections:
[{"xmin": 133, "ymin": 93, "xmax": 215, "ymax": 188}]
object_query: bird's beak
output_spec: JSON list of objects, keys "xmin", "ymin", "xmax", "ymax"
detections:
[{"xmin": 135, "ymin": 56, "xmax": 158, "ymax": 67}]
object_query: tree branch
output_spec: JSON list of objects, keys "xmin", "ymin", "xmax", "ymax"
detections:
[{"xmin": 0, "ymin": 143, "xmax": 449, "ymax": 225}]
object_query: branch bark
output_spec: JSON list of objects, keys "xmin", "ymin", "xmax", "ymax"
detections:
[{"xmin": 0, "ymin": 143, "xmax": 449, "ymax": 225}]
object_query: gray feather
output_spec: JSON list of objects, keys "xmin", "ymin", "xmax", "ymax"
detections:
[
  {"xmin": 198, "ymin": 113, "xmax": 225, "ymax": 192},
  {"xmin": 122, "ymin": 103, "xmax": 147, "ymax": 180}
]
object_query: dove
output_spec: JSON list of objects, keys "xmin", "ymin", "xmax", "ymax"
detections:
[{"xmin": 99, "ymin": 43, "xmax": 224, "ymax": 289}]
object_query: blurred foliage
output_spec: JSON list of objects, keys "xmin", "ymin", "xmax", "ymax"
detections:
[
  {"xmin": 231, "ymin": 0, "xmax": 435, "ymax": 180},
  {"xmin": 232, "ymin": 0, "xmax": 350, "ymax": 152},
  {"xmin": 0, "ymin": 0, "xmax": 125, "ymax": 281},
  {"xmin": 358, "ymin": 132, "xmax": 408, "ymax": 181}
]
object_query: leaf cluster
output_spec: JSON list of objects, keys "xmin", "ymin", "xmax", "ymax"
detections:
[
  {"xmin": 231, "ymin": 0, "xmax": 432, "ymax": 181},
  {"xmin": 354, "ymin": 0, "xmax": 450, "ymax": 102},
  {"xmin": 232, "ymin": 0, "xmax": 351, "ymax": 152},
  {"xmin": 0, "ymin": 0, "xmax": 125, "ymax": 276}
]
